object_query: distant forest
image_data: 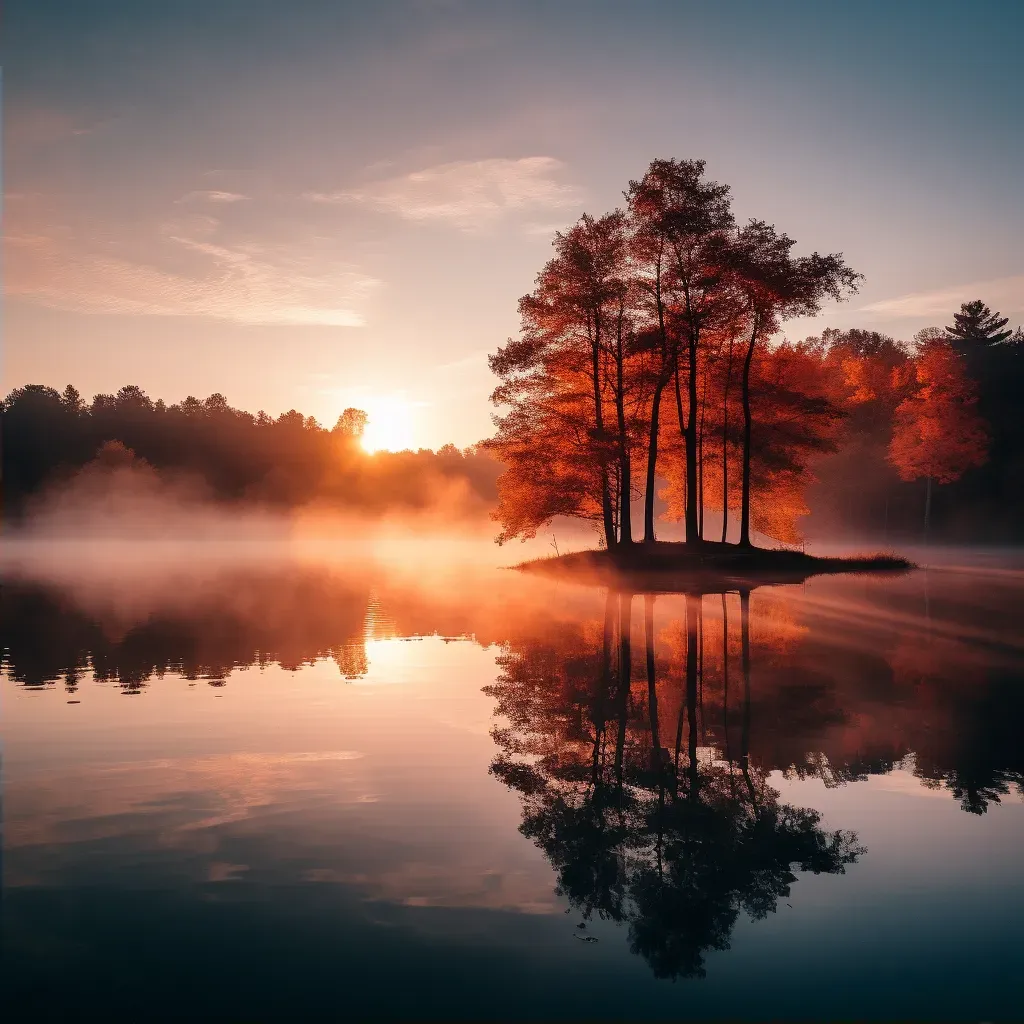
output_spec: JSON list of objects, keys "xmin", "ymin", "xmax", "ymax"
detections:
[
  {"xmin": 803, "ymin": 313, "xmax": 1024, "ymax": 543},
  {"xmin": 0, "ymin": 386, "xmax": 500, "ymax": 520}
]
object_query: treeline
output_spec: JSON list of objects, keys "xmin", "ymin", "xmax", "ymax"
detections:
[
  {"xmin": 808, "ymin": 310, "xmax": 1024, "ymax": 542},
  {"xmin": 1, "ymin": 384, "xmax": 500, "ymax": 518},
  {"xmin": 485, "ymin": 158, "xmax": 1024, "ymax": 546}
]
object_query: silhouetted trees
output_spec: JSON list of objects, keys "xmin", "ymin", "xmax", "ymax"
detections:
[
  {"xmin": 727, "ymin": 223, "xmax": 860, "ymax": 545},
  {"xmin": 1, "ymin": 385, "xmax": 500, "ymax": 518},
  {"xmin": 946, "ymin": 300, "xmax": 1012, "ymax": 347}
]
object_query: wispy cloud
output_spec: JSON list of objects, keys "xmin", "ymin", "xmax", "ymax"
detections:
[
  {"xmin": 178, "ymin": 189, "xmax": 249, "ymax": 204},
  {"xmin": 6, "ymin": 199, "xmax": 376, "ymax": 327},
  {"xmin": 310, "ymin": 156, "xmax": 583, "ymax": 231},
  {"xmin": 859, "ymin": 273, "xmax": 1024, "ymax": 319}
]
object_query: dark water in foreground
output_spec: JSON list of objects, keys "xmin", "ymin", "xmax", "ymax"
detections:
[{"xmin": 3, "ymin": 544, "xmax": 1023, "ymax": 1020}]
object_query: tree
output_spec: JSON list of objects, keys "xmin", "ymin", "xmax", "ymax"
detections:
[
  {"xmin": 946, "ymin": 299, "xmax": 1012, "ymax": 347},
  {"xmin": 728, "ymin": 224, "xmax": 860, "ymax": 546},
  {"xmin": 626, "ymin": 159, "xmax": 735, "ymax": 545},
  {"xmin": 487, "ymin": 213, "xmax": 640, "ymax": 547},
  {"xmin": 333, "ymin": 407, "xmax": 368, "ymax": 438},
  {"xmin": 486, "ymin": 160, "xmax": 862, "ymax": 551},
  {"xmin": 888, "ymin": 335, "xmax": 989, "ymax": 537},
  {"xmin": 61, "ymin": 385, "xmax": 84, "ymax": 412}
]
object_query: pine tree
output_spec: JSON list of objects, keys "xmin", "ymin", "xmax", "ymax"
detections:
[{"xmin": 946, "ymin": 300, "xmax": 1012, "ymax": 346}]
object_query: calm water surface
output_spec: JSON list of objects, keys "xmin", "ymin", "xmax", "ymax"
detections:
[{"xmin": 3, "ymin": 544, "xmax": 1023, "ymax": 1020}]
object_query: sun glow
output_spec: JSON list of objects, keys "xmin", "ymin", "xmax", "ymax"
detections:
[{"xmin": 359, "ymin": 396, "xmax": 418, "ymax": 453}]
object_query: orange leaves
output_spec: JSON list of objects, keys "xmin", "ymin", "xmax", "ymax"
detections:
[
  {"xmin": 488, "ymin": 160, "xmax": 860, "ymax": 549},
  {"xmin": 487, "ymin": 212, "xmax": 644, "ymax": 545},
  {"xmin": 888, "ymin": 338, "xmax": 988, "ymax": 485}
]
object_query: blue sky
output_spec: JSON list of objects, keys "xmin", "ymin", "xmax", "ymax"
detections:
[{"xmin": 5, "ymin": 0, "xmax": 1022, "ymax": 447}]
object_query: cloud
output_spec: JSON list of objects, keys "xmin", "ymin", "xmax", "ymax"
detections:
[
  {"xmin": 859, "ymin": 273, "xmax": 1024, "ymax": 319},
  {"xmin": 6, "ymin": 212, "xmax": 376, "ymax": 327},
  {"xmin": 310, "ymin": 156, "xmax": 583, "ymax": 231},
  {"xmin": 178, "ymin": 189, "xmax": 249, "ymax": 204}
]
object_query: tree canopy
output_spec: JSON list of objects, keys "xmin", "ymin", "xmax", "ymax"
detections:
[{"xmin": 486, "ymin": 157, "xmax": 860, "ymax": 549}]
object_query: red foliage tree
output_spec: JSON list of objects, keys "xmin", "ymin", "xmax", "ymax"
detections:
[
  {"xmin": 486, "ymin": 213, "xmax": 644, "ymax": 546},
  {"xmin": 888, "ymin": 334, "xmax": 989, "ymax": 535}
]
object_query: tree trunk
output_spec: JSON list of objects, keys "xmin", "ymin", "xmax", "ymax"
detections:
[
  {"xmin": 673, "ymin": 364, "xmax": 689, "ymax": 528},
  {"xmin": 643, "ymin": 375, "xmax": 668, "ymax": 544},
  {"xmin": 685, "ymin": 338, "xmax": 700, "ymax": 545},
  {"xmin": 615, "ymin": 326, "xmax": 632, "ymax": 546},
  {"xmin": 646, "ymin": 251, "xmax": 670, "ymax": 547},
  {"xmin": 698, "ymin": 357, "xmax": 709, "ymax": 541},
  {"xmin": 592, "ymin": 337, "xmax": 615, "ymax": 548},
  {"xmin": 923, "ymin": 474, "xmax": 932, "ymax": 543},
  {"xmin": 721, "ymin": 338, "xmax": 734, "ymax": 544},
  {"xmin": 739, "ymin": 322, "xmax": 757, "ymax": 548},
  {"xmin": 600, "ymin": 470, "xmax": 615, "ymax": 549}
]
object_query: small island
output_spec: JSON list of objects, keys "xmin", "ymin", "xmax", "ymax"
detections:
[
  {"xmin": 480, "ymin": 160, "xmax": 989, "ymax": 581},
  {"xmin": 517, "ymin": 541, "xmax": 913, "ymax": 592}
]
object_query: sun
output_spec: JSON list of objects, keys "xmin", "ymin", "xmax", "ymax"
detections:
[{"xmin": 359, "ymin": 396, "xmax": 418, "ymax": 453}]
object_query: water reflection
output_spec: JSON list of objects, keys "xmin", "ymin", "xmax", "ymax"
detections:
[
  {"xmin": 4, "ymin": 565, "xmax": 1023, "ymax": 815},
  {"xmin": 0, "ymin": 569, "xmax": 372, "ymax": 689},
  {"xmin": 482, "ymin": 576, "xmax": 1024, "ymax": 980},
  {"xmin": 3, "ymin": 557, "xmax": 1024, "ymax": 1012},
  {"xmin": 488, "ymin": 589, "xmax": 866, "ymax": 979}
]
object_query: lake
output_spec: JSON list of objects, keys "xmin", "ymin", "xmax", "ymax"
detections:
[{"xmin": 3, "ymin": 541, "xmax": 1023, "ymax": 1020}]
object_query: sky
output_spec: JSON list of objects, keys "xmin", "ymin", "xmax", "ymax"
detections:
[{"xmin": 5, "ymin": 0, "xmax": 1023, "ymax": 450}]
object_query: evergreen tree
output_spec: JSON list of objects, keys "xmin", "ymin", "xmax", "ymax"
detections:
[{"xmin": 946, "ymin": 300, "xmax": 1012, "ymax": 346}]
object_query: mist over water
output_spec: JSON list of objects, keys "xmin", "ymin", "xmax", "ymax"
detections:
[{"xmin": 3, "ymin": 528, "xmax": 1023, "ymax": 1020}]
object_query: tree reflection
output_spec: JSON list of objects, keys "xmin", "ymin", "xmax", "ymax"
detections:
[
  {"xmin": 0, "ymin": 571, "xmax": 372, "ymax": 691},
  {"xmin": 487, "ymin": 587, "xmax": 864, "ymax": 979}
]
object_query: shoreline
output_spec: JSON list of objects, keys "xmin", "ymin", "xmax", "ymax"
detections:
[{"xmin": 514, "ymin": 541, "xmax": 914, "ymax": 592}]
